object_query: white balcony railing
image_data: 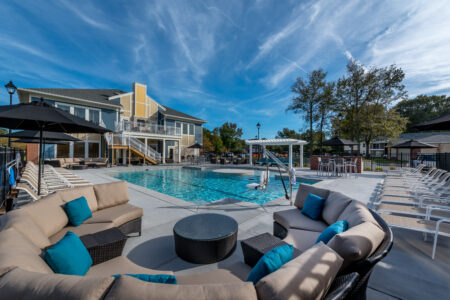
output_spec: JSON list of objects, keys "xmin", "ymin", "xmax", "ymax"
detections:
[
  {"xmin": 105, "ymin": 133, "xmax": 161, "ymax": 163},
  {"xmin": 115, "ymin": 120, "xmax": 181, "ymax": 136}
]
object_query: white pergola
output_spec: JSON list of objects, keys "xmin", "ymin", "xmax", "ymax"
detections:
[{"xmin": 245, "ymin": 138, "xmax": 307, "ymax": 169}]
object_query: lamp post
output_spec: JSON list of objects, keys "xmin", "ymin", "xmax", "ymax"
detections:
[
  {"xmin": 4, "ymin": 81, "xmax": 17, "ymax": 147},
  {"xmin": 256, "ymin": 122, "xmax": 261, "ymax": 140}
]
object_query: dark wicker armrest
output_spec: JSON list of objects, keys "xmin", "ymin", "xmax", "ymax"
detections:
[{"xmin": 324, "ymin": 272, "xmax": 360, "ymax": 300}]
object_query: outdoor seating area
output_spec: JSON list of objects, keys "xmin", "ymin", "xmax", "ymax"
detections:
[
  {"xmin": 371, "ymin": 164, "xmax": 450, "ymax": 259},
  {"xmin": 0, "ymin": 175, "xmax": 395, "ymax": 299},
  {"xmin": 312, "ymin": 155, "xmax": 363, "ymax": 176},
  {"xmin": 45, "ymin": 157, "xmax": 109, "ymax": 169}
]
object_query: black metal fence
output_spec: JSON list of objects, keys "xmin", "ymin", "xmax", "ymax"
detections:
[
  {"xmin": 436, "ymin": 153, "xmax": 450, "ymax": 171},
  {"xmin": 0, "ymin": 146, "xmax": 25, "ymax": 208},
  {"xmin": 363, "ymin": 153, "xmax": 449, "ymax": 171}
]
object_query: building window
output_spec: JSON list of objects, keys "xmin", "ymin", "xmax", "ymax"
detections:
[
  {"xmin": 74, "ymin": 107, "xmax": 86, "ymax": 119},
  {"xmin": 89, "ymin": 110, "xmax": 100, "ymax": 124},
  {"xmin": 74, "ymin": 142, "xmax": 85, "ymax": 158},
  {"xmin": 88, "ymin": 143, "xmax": 99, "ymax": 157},
  {"xmin": 56, "ymin": 143, "xmax": 70, "ymax": 158},
  {"xmin": 189, "ymin": 124, "xmax": 194, "ymax": 135},
  {"xmin": 182, "ymin": 123, "xmax": 188, "ymax": 135},
  {"xmin": 58, "ymin": 104, "xmax": 71, "ymax": 113}
]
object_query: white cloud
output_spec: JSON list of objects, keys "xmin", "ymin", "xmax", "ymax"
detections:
[{"xmin": 60, "ymin": 1, "xmax": 110, "ymax": 30}]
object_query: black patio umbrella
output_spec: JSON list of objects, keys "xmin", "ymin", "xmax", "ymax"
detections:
[
  {"xmin": 187, "ymin": 143, "xmax": 203, "ymax": 149},
  {"xmin": 1, "ymin": 130, "xmax": 80, "ymax": 142},
  {"xmin": 415, "ymin": 113, "xmax": 450, "ymax": 131},
  {"xmin": 13, "ymin": 138, "xmax": 70, "ymax": 145},
  {"xmin": 391, "ymin": 139, "xmax": 436, "ymax": 162},
  {"xmin": 0, "ymin": 99, "xmax": 110, "ymax": 195}
]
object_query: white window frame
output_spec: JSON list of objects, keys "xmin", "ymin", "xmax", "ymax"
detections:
[{"xmin": 176, "ymin": 121, "xmax": 194, "ymax": 136}]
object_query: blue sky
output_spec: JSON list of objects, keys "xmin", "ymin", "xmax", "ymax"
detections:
[{"xmin": 1, "ymin": 0, "xmax": 449, "ymax": 139}]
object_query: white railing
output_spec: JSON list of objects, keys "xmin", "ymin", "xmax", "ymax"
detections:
[
  {"xmin": 105, "ymin": 133, "xmax": 161, "ymax": 163},
  {"xmin": 115, "ymin": 120, "xmax": 181, "ymax": 136}
]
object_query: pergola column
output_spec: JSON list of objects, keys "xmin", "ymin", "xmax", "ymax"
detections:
[
  {"xmin": 249, "ymin": 145, "xmax": 253, "ymax": 165},
  {"xmin": 288, "ymin": 144, "xmax": 293, "ymax": 169},
  {"xmin": 300, "ymin": 144, "xmax": 304, "ymax": 168}
]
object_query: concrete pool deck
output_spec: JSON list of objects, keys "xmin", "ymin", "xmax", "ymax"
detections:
[{"xmin": 71, "ymin": 165, "xmax": 449, "ymax": 300}]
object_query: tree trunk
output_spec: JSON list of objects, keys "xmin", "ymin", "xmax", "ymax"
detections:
[{"xmin": 319, "ymin": 111, "xmax": 325, "ymax": 154}]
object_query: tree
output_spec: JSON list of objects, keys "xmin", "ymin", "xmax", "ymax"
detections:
[
  {"xmin": 336, "ymin": 59, "xmax": 406, "ymax": 153},
  {"xmin": 288, "ymin": 69, "xmax": 329, "ymax": 157},
  {"xmin": 202, "ymin": 128, "xmax": 224, "ymax": 154},
  {"xmin": 218, "ymin": 122, "xmax": 244, "ymax": 153},
  {"xmin": 317, "ymin": 82, "xmax": 335, "ymax": 153},
  {"xmin": 394, "ymin": 95, "xmax": 450, "ymax": 132},
  {"xmin": 276, "ymin": 128, "xmax": 303, "ymax": 140}
]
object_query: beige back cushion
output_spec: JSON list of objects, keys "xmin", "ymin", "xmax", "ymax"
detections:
[
  {"xmin": 64, "ymin": 158, "xmax": 73, "ymax": 163},
  {"xmin": 0, "ymin": 228, "xmax": 53, "ymax": 274},
  {"xmin": 256, "ymin": 242, "xmax": 343, "ymax": 300},
  {"xmin": 94, "ymin": 181, "xmax": 130, "ymax": 210},
  {"xmin": 105, "ymin": 275, "xmax": 258, "ymax": 300},
  {"xmin": 22, "ymin": 193, "xmax": 68, "ymax": 237},
  {"xmin": 3, "ymin": 210, "xmax": 51, "ymax": 248},
  {"xmin": 294, "ymin": 184, "xmax": 330, "ymax": 209},
  {"xmin": 0, "ymin": 267, "xmax": 114, "ymax": 300},
  {"xmin": 58, "ymin": 185, "xmax": 98, "ymax": 212},
  {"xmin": 322, "ymin": 191, "xmax": 352, "ymax": 225},
  {"xmin": 338, "ymin": 200, "xmax": 380, "ymax": 228},
  {"xmin": 327, "ymin": 221, "xmax": 385, "ymax": 269}
]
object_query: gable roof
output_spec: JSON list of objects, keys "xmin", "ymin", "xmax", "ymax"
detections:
[
  {"xmin": 18, "ymin": 88, "xmax": 124, "ymax": 107},
  {"xmin": 392, "ymin": 132, "xmax": 450, "ymax": 144},
  {"xmin": 161, "ymin": 105, "xmax": 206, "ymax": 123}
]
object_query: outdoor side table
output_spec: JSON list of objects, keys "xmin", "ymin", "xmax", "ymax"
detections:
[
  {"xmin": 241, "ymin": 232, "xmax": 301, "ymax": 267},
  {"xmin": 173, "ymin": 213, "xmax": 238, "ymax": 264},
  {"xmin": 80, "ymin": 228, "xmax": 127, "ymax": 265}
]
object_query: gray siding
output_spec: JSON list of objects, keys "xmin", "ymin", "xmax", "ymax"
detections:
[{"xmin": 101, "ymin": 108, "xmax": 116, "ymax": 131}]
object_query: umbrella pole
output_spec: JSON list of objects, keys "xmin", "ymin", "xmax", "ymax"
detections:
[{"xmin": 38, "ymin": 127, "xmax": 43, "ymax": 196}]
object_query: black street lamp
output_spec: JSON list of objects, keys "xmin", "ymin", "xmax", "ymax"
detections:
[
  {"xmin": 4, "ymin": 81, "xmax": 17, "ymax": 147},
  {"xmin": 256, "ymin": 122, "xmax": 261, "ymax": 140}
]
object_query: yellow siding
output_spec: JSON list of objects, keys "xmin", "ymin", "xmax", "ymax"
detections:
[
  {"xmin": 135, "ymin": 84, "xmax": 147, "ymax": 118},
  {"xmin": 120, "ymin": 94, "xmax": 132, "ymax": 118},
  {"xmin": 181, "ymin": 136, "xmax": 189, "ymax": 146}
]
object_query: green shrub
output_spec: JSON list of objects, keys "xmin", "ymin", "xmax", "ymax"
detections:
[
  {"xmin": 375, "ymin": 167, "xmax": 384, "ymax": 172},
  {"xmin": 390, "ymin": 166, "xmax": 396, "ymax": 170},
  {"xmin": 364, "ymin": 167, "xmax": 372, "ymax": 171}
]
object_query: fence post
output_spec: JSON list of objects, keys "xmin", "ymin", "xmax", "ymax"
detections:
[{"xmin": 400, "ymin": 153, "xmax": 403, "ymax": 168}]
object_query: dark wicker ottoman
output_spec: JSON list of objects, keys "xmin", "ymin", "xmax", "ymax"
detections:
[
  {"xmin": 173, "ymin": 213, "xmax": 238, "ymax": 264},
  {"xmin": 241, "ymin": 232, "xmax": 301, "ymax": 267},
  {"xmin": 80, "ymin": 228, "xmax": 127, "ymax": 265}
]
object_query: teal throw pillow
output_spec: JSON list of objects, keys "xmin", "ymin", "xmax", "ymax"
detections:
[
  {"xmin": 113, "ymin": 274, "xmax": 177, "ymax": 284},
  {"xmin": 247, "ymin": 244, "xmax": 294, "ymax": 284},
  {"xmin": 64, "ymin": 196, "xmax": 92, "ymax": 226},
  {"xmin": 302, "ymin": 193, "xmax": 326, "ymax": 220},
  {"xmin": 44, "ymin": 231, "xmax": 92, "ymax": 276},
  {"xmin": 316, "ymin": 220, "xmax": 349, "ymax": 244}
]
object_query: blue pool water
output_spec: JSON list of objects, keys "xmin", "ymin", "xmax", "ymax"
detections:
[{"xmin": 112, "ymin": 168, "xmax": 318, "ymax": 205}]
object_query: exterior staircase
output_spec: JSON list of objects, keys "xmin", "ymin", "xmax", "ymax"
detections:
[{"xmin": 105, "ymin": 133, "xmax": 161, "ymax": 164}]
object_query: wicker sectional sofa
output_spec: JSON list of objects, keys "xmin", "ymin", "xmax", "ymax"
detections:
[{"xmin": 0, "ymin": 181, "xmax": 392, "ymax": 299}]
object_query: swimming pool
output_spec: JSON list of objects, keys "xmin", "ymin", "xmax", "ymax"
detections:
[{"xmin": 111, "ymin": 168, "xmax": 318, "ymax": 205}]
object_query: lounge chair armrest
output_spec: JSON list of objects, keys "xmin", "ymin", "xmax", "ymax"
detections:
[{"xmin": 426, "ymin": 206, "xmax": 450, "ymax": 220}]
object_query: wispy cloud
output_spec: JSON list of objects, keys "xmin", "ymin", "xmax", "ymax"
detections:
[{"xmin": 60, "ymin": 1, "xmax": 110, "ymax": 30}]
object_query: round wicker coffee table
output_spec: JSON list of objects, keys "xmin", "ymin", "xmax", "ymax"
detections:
[{"xmin": 173, "ymin": 213, "xmax": 238, "ymax": 264}]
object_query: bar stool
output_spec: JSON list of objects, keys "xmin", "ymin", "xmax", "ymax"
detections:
[
  {"xmin": 346, "ymin": 158, "xmax": 358, "ymax": 177},
  {"xmin": 334, "ymin": 158, "xmax": 346, "ymax": 176}
]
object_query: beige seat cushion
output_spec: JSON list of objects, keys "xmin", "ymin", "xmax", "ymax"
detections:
[
  {"xmin": 322, "ymin": 191, "xmax": 352, "ymax": 225},
  {"xmin": 327, "ymin": 221, "xmax": 385, "ymax": 269},
  {"xmin": 338, "ymin": 200, "xmax": 380, "ymax": 228},
  {"xmin": 64, "ymin": 158, "xmax": 73, "ymax": 163},
  {"xmin": 87, "ymin": 256, "xmax": 173, "ymax": 277},
  {"xmin": 22, "ymin": 193, "xmax": 68, "ymax": 237},
  {"xmin": 256, "ymin": 242, "xmax": 343, "ymax": 300},
  {"xmin": 274, "ymin": 208, "xmax": 328, "ymax": 232},
  {"xmin": 105, "ymin": 275, "xmax": 258, "ymax": 300},
  {"xmin": 58, "ymin": 185, "xmax": 98, "ymax": 212},
  {"xmin": 294, "ymin": 184, "xmax": 330, "ymax": 209},
  {"xmin": 283, "ymin": 229, "xmax": 321, "ymax": 252},
  {"xmin": 0, "ymin": 267, "xmax": 114, "ymax": 300},
  {"xmin": 3, "ymin": 209, "xmax": 51, "ymax": 248},
  {"xmin": 85, "ymin": 203, "xmax": 143, "ymax": 227},
  {"xmin": 177, "ymin": 269, "xmax": 244, "ymax": 285},
  {"xmin": 0, "ymin": 228, "xmax": 53, "ymax": 274},
  {"xmin": 94, "ymin": 181, "xmax": 130, "ymax": 210},
  {"xmin": 49, "ymin": 222, "xmax": 114, "ymax": 244}
]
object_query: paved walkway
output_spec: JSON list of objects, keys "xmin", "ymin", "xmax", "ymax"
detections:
[{"xmin": 72, "ymin": 165, "xmax": 449, "ymax": 299}]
